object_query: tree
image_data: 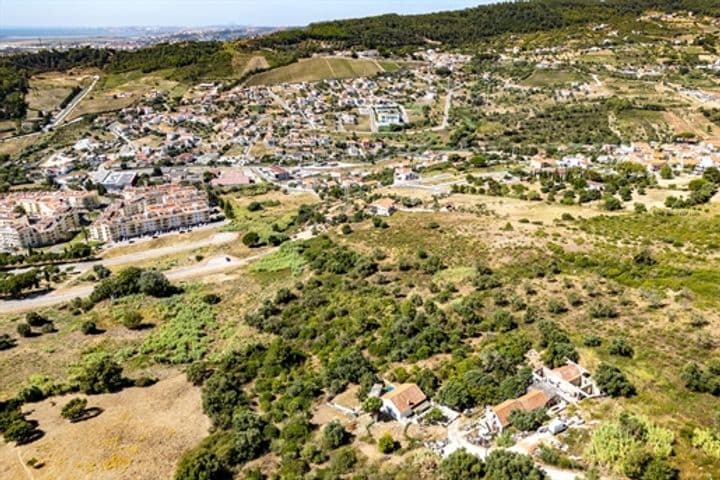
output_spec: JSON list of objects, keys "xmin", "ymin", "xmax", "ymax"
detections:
[
  {"xmin": 437, "ymin": 378, "xmax": 474, "ymax": 411},
  {"xmin": 138, "ymin": 270, "xmax": 174, "ymax": 297},
  {"xmin": 440, "ymin": 448, "xmax": 485, "ymax": 480},
  {"xmin": 76, "ymin": 353, "xmax": 125, "ymax": 394},
  {"xmin": 603, "ymin": 195, "xmax": 623, "ymax": 211},
  {"xmin": 595, "ymin": 363, "xmax": 635, "ymax": 397},
  {"xmin": 232, "ymin": 408, "xmax": 268, "ymax": 463},
  {"xmin": 93, "ymin": 264, "xmax": 111, "ymax": 279},
  {"xmin": 202, "ymin": 371, "xmax": 248, "ymax": 429},
  {"xmin": 508, "ymin": 407, "xmax": 548, "ymax": 432},
  {"xmin": 323, "ymin": 420, "xmax": 350, "ymax": 450},
  {"xmin": 362, "ymin": 396, "xmax": 382, "ymax": 417},
  {"xmin": 61, "ymin": 398, "xmax": 88, "ymax": 422},
  {"xmin": 0, "ymin": 334, "xmax": 16, "ymax": 350},
  {"xmin": 175, "ymin": 447, "xmax": 231, "ymax": 480},
  {"xmin": 2, "ymin": 416, "xmax": 39, "ymax": 445},
  {"xmin": 659, "ymin": 164, "xmax": 673, "ymax": 180},
  {"xmin": 377, "ymin": 432, "xmax": 398, "ymax": 454},
  {"xmin": 484, "ymin": 449, "xmax": 547, "ymax": 480},
  {"xmin": 642, "ymin": 459, "xmax": 679, "ymax": 480}
]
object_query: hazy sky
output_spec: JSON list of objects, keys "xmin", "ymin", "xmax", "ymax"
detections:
[{"xmin": 0, "ymin": 1, "xmax": 492, "ymax": 28}]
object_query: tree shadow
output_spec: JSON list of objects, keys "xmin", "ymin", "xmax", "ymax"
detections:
[{"xmin": 71, "ymin": 407, "xmax": 104, "ymax": 423}]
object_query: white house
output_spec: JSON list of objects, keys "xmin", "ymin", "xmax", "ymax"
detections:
[{"xmin": 381, "ymin": 384, "xmax": 430, "ymax": 420}]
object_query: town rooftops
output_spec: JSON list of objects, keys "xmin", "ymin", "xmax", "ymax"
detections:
[
  {"xmin": 382, "ymin": 384, "xmax": 427, "ymax": 413},
  {"xmin": 492, "ymin": 388, "xmax": 551, "ymax": 427}
]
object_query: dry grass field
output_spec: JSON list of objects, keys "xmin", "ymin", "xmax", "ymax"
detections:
[
  {"xmin": 246, "ymin": 57, "xmax": 386, "ymax": 86},
  {"xmin": 0, "ymin": 375, "xmax": 210, "ymax": 480}
]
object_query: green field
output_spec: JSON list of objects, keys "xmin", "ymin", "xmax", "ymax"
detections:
[{"xmin": 245, "ymin": 57, "xmax": 387, "ymax": 86}]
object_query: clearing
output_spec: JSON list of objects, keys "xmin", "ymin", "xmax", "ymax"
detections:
[
  {"xmin": 0, "ymin": 375, "xmax": 210, "ymax": 480},
  {"xmin": 245, "ymin": 57, "xmax": 385, "ymax": 86}
]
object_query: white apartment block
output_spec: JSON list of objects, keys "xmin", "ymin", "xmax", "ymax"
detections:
[
  {"xmin": 0, "ymin": 191, "xmax": 94, "ymax": 251},
  {"xmin": 89, "ymin": 185, "xmax": 211, "ymax": 243}
]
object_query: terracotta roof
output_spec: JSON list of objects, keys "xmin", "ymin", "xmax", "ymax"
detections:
[
  {"xmin": 371, "ymin": 198, "xmax": 396, "ymax": 210},
  {"xmin": 492, "ymin": 389, "xmax": 550, "ymax": 427},
  {"xmin": 382, "ymin": 384, "xmax": 427, "ymax": 413},
  {"xmin": 552, "ymin": 364, "xmax": 582, "ymax": 383},
  {"xmin": 211, "ymin": 171, "xmax": 252, "ymax": 187}
]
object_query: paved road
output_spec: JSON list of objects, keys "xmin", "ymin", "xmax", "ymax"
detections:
[
  {"xmin": 1, "ymin": 228, "xmax": 315, "ymax": 314},
  {"xmin": 8, "ymin": 231, "xmax": 238, "ymax": 276},
  {"xmin": 45, "ymin": 75, "xmax": 99, "ymax": 131}
]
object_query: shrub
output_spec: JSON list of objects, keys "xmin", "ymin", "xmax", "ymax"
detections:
[
  {"xmin": 485, "ymin": 449, "xmax": 545, "ymax": 479},
  {"xmin": 422, "ymin": 407, "xmax": 448, "ymax": 425},
  {"xmin": 323, "ymin": 420, "xmax": 350, "ymax": 450},
  {"xmin": 202, "ymin": 293, "xmax": 221, "ymax": 305},
  {"xmin": 16, "ymin": 323, "xmax": 31, "ymax": 337},
  {"xmin": 589, "ymin": 301, "xmax": 618, "ymax": 319},
  {"xmin": 242, "ymin": 231, "xmax": 261, "ymax": 247},
  {"xmin": 508, "ymin": 407, "xmax": 547, "ymax": 432},
  {"xmin": 0, "ymin": 334, "xmax": 16, "ymax": 350},
  {"xmin": 341, "ymin": 224, "xmax": 353, "ymax": 235},
  {"xmin": 440, "ymin": 449, "xmax": 485, "ymax": 480},
  {"xmin": 595, "ymin": 363, "xmax": 635, "ymax": 397},
  {"xmin": 583, "ymin": 335, "xmax": 602, "ymax": 347},
  {"xmin": 609, "ymin": 338, "xmax": 634, "ymax": 358},
  {"xmin": 80, "ymin": 321, "xmax": 98, "ymax": 335},
  {"xmin": 76, "ymin": 352, "xmax": 125, "ymax": 394},
  {"xmin": 175, "ymin": 447, "xmax": 231, "ymax": 480},
  {"xmin": 61, "ymin": 398, "xmax": 88, "ymax": 422},
  {"xmin": 121, "ymin": 309, "xmax": 143, "ymax": 330},
  {"xmin": 377, "ymin": 432, "xmax": 398, "ymax": 454},
  {"xmin": 26, "ymin": 312, "xmax": 47, "ymax": 327}
]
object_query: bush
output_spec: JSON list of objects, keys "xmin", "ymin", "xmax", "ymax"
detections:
[
  {"xmin": 61, "ymin": 398, "xmax": 88, "ymax": 422},
  {"xmin": 595, "ymin": 363, "xmax": 635, "ymax": 397},
  {"xmin": 341, "ymin": 224, "xmax": 353, "ymax": 235},
  {"xmin": 121, "ymin": 309, "xmax": 143, "ymax": 330},
  {"xmin": 583, "ymin": 335, "xmax": 602, "ymax": 347},
  {"xmin": 609, "ymin": 337, "xmax": 634, "ymax": 358},
  {"xmin": 81, "ymin": 321, "xmax": 98, "ymax": 335},
  {"xmin": 377, "ymin": 432, "xmax": 398, "ymax": 454},
  {"xmin": 508, "ymin": 407, "xmax": 547, "ymax": 432},
  {"xmin": 76, "ymin": 352, "xmax": 125, "ymax": 394},
  {"xmin": 175, "ymin": 447, "xmax": 231, "ymax": 480},
  {"xmin": 0, "ymin": 334, "xmax": 16, "ymax": 350},
  {"xmin": 202, "ymin": 293, "xmax": 221, "ymax": 305},
  {"xmin": 484, "ymin": 449, "xmax": 546, "ymax": 479},
  {"xmin": 440, "ymin": 448, "xmax": 485, "ymax": 480},
  {"xmin": 26, "ymin": 312, "xmax": 47, "ymax": 327},
  {"xmin": 323, "ymin": 420, "xmax": 350, "ymax": 450},
  {"xmin": 242, "ymin": 231, "xmax": 261, "ymax": 247},
  {"xmin": 16, "ymin": 323, "xmax": 31, "ymax": 337}
]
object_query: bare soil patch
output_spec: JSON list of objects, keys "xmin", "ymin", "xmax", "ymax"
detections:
[{"xmin": 0, "ymin": 374, "xmax": 209, "ymax": 480}]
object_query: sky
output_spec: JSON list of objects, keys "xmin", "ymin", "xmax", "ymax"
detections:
[{"xmin": 0, "ymin": 0, "xmax": 492, "ymax": 28}]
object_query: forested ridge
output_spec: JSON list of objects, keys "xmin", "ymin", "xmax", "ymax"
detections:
[
  {"xmin": 255, "ymin": 0, "xmax": 720, "ymax": 49},
  {"xmin": 1, "ymin": 0, "xmax": 719, "ymax": 120}
]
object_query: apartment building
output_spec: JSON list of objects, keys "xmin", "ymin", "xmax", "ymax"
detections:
[
  {"xmin": 0, "ymin": 191, "xmax": 94, "ymax": 251},
  {"xmin": 89, "ymin": 185, "xmax": 211, "ymax": 243}
]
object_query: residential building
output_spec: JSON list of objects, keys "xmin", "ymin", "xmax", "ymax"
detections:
[
  {"xmin": 486, "ymin": 388, "xmax": 556, "ymax": 432},
  {"xmin": 532, "ymin": 360, "xmax": 602, "ymax": 403},
  {"xmin": 381, "ymin": 384, "xmax": 430, "ymax": 420},
  {"xmin": 368, "ymin": 198, "xmax": 397, "ymax": 217},
  {"xmin": 89, "ymin": 185, "xmax": 212, "ymax": 243}
]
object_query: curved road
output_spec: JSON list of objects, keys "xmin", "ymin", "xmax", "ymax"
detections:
[{"xmin": 1, "ymin": 228, "xmax": 315, "ymax": 314}]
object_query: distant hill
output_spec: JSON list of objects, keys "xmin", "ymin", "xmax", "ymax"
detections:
[{"xmin": 252, "ymin": 0, "xmax": 720, "ymax": 50}]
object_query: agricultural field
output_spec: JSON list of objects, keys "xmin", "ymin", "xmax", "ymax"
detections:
[{"xmin": 245, "ymin": 57, "xmax": 388, "ymax": 86}]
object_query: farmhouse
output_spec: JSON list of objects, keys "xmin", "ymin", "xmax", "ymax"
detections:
[
  {"xmin": 369, "ymin": 198, "xmax": 397, "ymax": 217},
  {"xmin": 381, "ymin": 384, "xmax": 430, "ymax": 420},
  {"xmin": 486, "ymin": 388, "xmax": 556, "ymax": 432}
]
